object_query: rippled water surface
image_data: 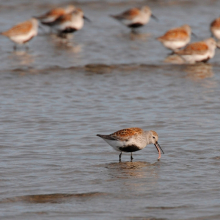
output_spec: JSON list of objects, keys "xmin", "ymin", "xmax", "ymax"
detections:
[{"xmin": 1, "ymin": 0, "xmax": 220, "ymax": 220}]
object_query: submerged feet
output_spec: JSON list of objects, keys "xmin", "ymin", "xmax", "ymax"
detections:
[
  {"xmin": 119, "ymin": 152, "xmax": 122, "ymax": 162},
  {"xmin": 119, "ymin": 152, "xmax": 133, "ymax": 162},
  {"xmin": 131, "ymin": 153, "xmax": 133, "ymax": 161}
]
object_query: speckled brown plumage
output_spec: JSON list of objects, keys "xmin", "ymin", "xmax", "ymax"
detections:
[
  {"xmin": 37, "ymin": 8, "xmax": 66, "ymax": 20},
  {"xmin": 56, "ymin": 13, "xmax": 73, "ymax": 23},
  {"xmin": 176, "ymin": 42, "xmax": 209, "ymax": 55},
  {"xmin": 2, "ymin": 20, "xmax": 33, "ymax": 37},
  {"xmin": 111, "ymin": 127, "xmax": 143, "ymax": 139},
  {"xmin": 158, "ymin": 29, "xmax": 188, "ymax": 41},
  {"xmin": 117, "ymin": 8, "xmax": 140, "ymax": 19}
]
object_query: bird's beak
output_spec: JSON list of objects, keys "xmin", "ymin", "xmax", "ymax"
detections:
[
  {"xmin": 210, "ymin": 31, "xmax": 215, "ymax": 38},
  {"xmin": 83, "ymin": 16, "xmax": 91, "ymax": 22},
  {"xmin": 215, "ymin": 40, "xmax": 220, "ymax": 49},
  {"xmin": 151, "ymin": 14, "xmax": 159, "ymax": 22},
  {"xmin": 154, "ymin": 142, "xmax": 164, "ymax": 154},
  {"xmin": 154, "ymin": 141, "xmax": 164, "ymax": 160},
  {"xmin": 192, "ymin": 32, "xmax": 198, "ymax": 38}
]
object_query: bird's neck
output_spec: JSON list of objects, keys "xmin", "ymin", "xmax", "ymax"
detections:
[{"xmin": 145, "ymin": 131, "xmax": 152, "ymax": 145}]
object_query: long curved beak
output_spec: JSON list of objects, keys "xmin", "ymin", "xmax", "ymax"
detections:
[
  {"xmin": 192, "ymin": 32, "xmax": 198, "ymax": 38},
  {"xmin": 210, "ymin": 31, "xmax": 215, "ymax": 38},
  {"xmin": 151, "ymin": 14, "xmax": 159, "ymax": 22},
  {"xmin": 83, "ymin": 16, "xmax": 91, "ymax": 22},
  {"xmin": 154, "ymin": 141, "xmax": 164, "ymax": 160}
]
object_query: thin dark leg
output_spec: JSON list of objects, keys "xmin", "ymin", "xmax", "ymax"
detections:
[
  {"xmin": 119, "ymin": 152, "xmax": 122, "ymax": 162},
  {"xmin": 131, "ymin": 153, "xmax": 133, "ymax": 161},
  {"xmin": 58, "ymin": 31, "xmax": 68, "ymax": 39},
  {"xmin": 13, "ymin": 44, "xmax": 17, "ymax": 51},
  {"xmin": 39, "ymin": 24, "xmax": 46, "ymax": 34},
  {"xmin": 131, "ymin": 27, "xmax": 140, "ymax": 34},
  {"xmin": 25, "ymin": 43, "xmax": 29, "ymax": 51},
  {"xmin": 131, "ymin": 28, "xmax": 137, "ymax": 34}
]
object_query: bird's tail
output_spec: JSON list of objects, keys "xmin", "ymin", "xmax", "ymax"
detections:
[
  {"xmin": 109, "ymin": 14, "xmax": 120, "ymax": 20},
  {"xmin": 97, "ymin": 134, "xmax": 105, "ymax": 138}
]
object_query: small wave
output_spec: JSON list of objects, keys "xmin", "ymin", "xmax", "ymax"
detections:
[
  {"xmin": 1, "ymin": 192, "xmax": 107, "ymax": 204},
  {"xmin": 146, "ymin": 205, "xmax": 193, "ymax": 210}
]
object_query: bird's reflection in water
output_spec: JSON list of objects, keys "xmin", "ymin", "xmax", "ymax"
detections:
[
  {"xmin": 106, "ymin": 161, "xmax": 159, "ymax": 178},
  {"xmin": 50, "ymin": 33, "xmax": 82, "ymax": 53},
  {"xmin": 129, "ymin": 31, "xmax": 151, "ymax": 41},
  {"xmin": 8, "ymin": 50, "xmax": 34, "ymax": 67},
  {"xmin": 106, "ymin": 161, "xmax": 160, "ymax": 193},
  {"xmin": 164, "ymin": 54, "xmax": 185, "ymax": 64},
  {"xmin": 164, "ymin": 55, "xmax": 216, "ymax": 86},
  {"xmin": 164, "ymin": 54, "xmax": 214, "ymax": 79},
  {"xmin": 184, "ymin": 63, "xmax": 217, "ymax": 88},
  {"xmin": 184, "ymin": 63, "xmax": 214, "ymax": 80},
  {"xmin": 117, "ymin": 31, "xmax": 151, "ymax": 41}
]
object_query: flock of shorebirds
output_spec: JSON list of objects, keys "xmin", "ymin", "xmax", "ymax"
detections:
[
  {"xmin": 1, "ymin": 4, "xmax": 220, "ymax": 65},
  {"xmin": 1, "ymin": 5, "xmax": 89, "ymax": 50},
  {"xmin": 2, "ymin": 4, "xmax": 220, "ymax": 161}
]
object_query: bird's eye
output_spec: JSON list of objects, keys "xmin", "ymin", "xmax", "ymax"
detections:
[{"xmin": 153, "ymin": 136, "xmax": 155, "ymax": 139}]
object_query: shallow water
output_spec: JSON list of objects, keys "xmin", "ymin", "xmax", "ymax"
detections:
[{"xmin": 1, "ymin": 0, "xmax": 220, "ymax": 220}]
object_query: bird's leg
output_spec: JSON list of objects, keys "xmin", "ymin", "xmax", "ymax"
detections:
[
  {"xmin": 39, "ymin": 24, "xmax": 46, "ymax": 34},
  {"xmin": 119, "ymin": 152, "xmax": 122, "ymax": 162},
  {"xmin": 25, "ymin": 42, "xmax": 29, "ymax": 51},
  {"xmin": 58, "ymin": 32, "xmax": 67, "ymax": 40},
  {"xmin": 131, "ymin": 27, "xmax": 140, "ymax": 34},
  {"xmin": 131, "ymin": 153, "xmax": 133, "ymax": 161},
  {"xmin": 131, "ymin": 28, "xmax": 137, "ymax": 34},
  {"xmin": 13, "ymin": 44, "xmax": 17, "ymax": 51},
  {"xmin": 168, "ymin": 50, "xmax": 175, "ymax": 55}
]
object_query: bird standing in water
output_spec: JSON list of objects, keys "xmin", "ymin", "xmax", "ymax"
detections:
[
  {"xmin": 35, "ymin": 5, "xmax": 76, "ymax": 31},
  {"xmin": 97, "ymin": 127, "xmax": 164, "ymax": 161},
  {"xmin": 52, "ymin": 8, "xmax": 90, "ymax": 37},
  {"xmin": 110, "ymin": 6, "xmax": 158, "ymax": 32},
  {"xmin": 157, "ymin": 24, "xmax": 192, "ymax": 52},
  {"xmin": 1, "ymin": 18, "xmax": 38, "ymax": 50}
]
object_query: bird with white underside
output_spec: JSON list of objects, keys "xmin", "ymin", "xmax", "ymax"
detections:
[
  {"xmin": 110, "ymin": 6, "xmax": 158, "ymax": 31},
  {"xmin": 35, "ymin": 5, "xmax": 76, "ymax": 30},
  {"xmin": 157, "ymin": 24, "xmax": 192, "ymax": 52},
  {"xmin": 175, "ymin": 38, "xmax": 216, "ymax": 63},
  {"xmin": 1, "ymin": 18, "xmax": 38, "ymax": 50},
  {"xmin": 52, "ymin": 8, "xmax": 90, "ymax": 37},
  {"xmin": 97, "ymin": 127, "xmax": 164, "ymax": 161}
]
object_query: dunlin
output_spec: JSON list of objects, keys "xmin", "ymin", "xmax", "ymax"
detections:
[
  {"xmin": 53, "ymin": 8, "xmax": 89, "ymax": 36},
  {"xmin": 1, "ymin": 18, "xmax": 38, "ymax": 50},
  {"xmin": 35, "ymin": 5, "xmax": 75, "ymax": 28},
  {"xmin": 97, "ymin": 128, "xmax": 164, "ymax": 161},
  {"xmin": 157, "ymin": 24, "xmax": 191, "ymax": 51},
  {"xmin": 110, "ymin": 6, "xmax": 157, "ymax": 31},
  {"xmin": 175, "ymin": 38, "xmax": 216, "ymax": 63}
]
